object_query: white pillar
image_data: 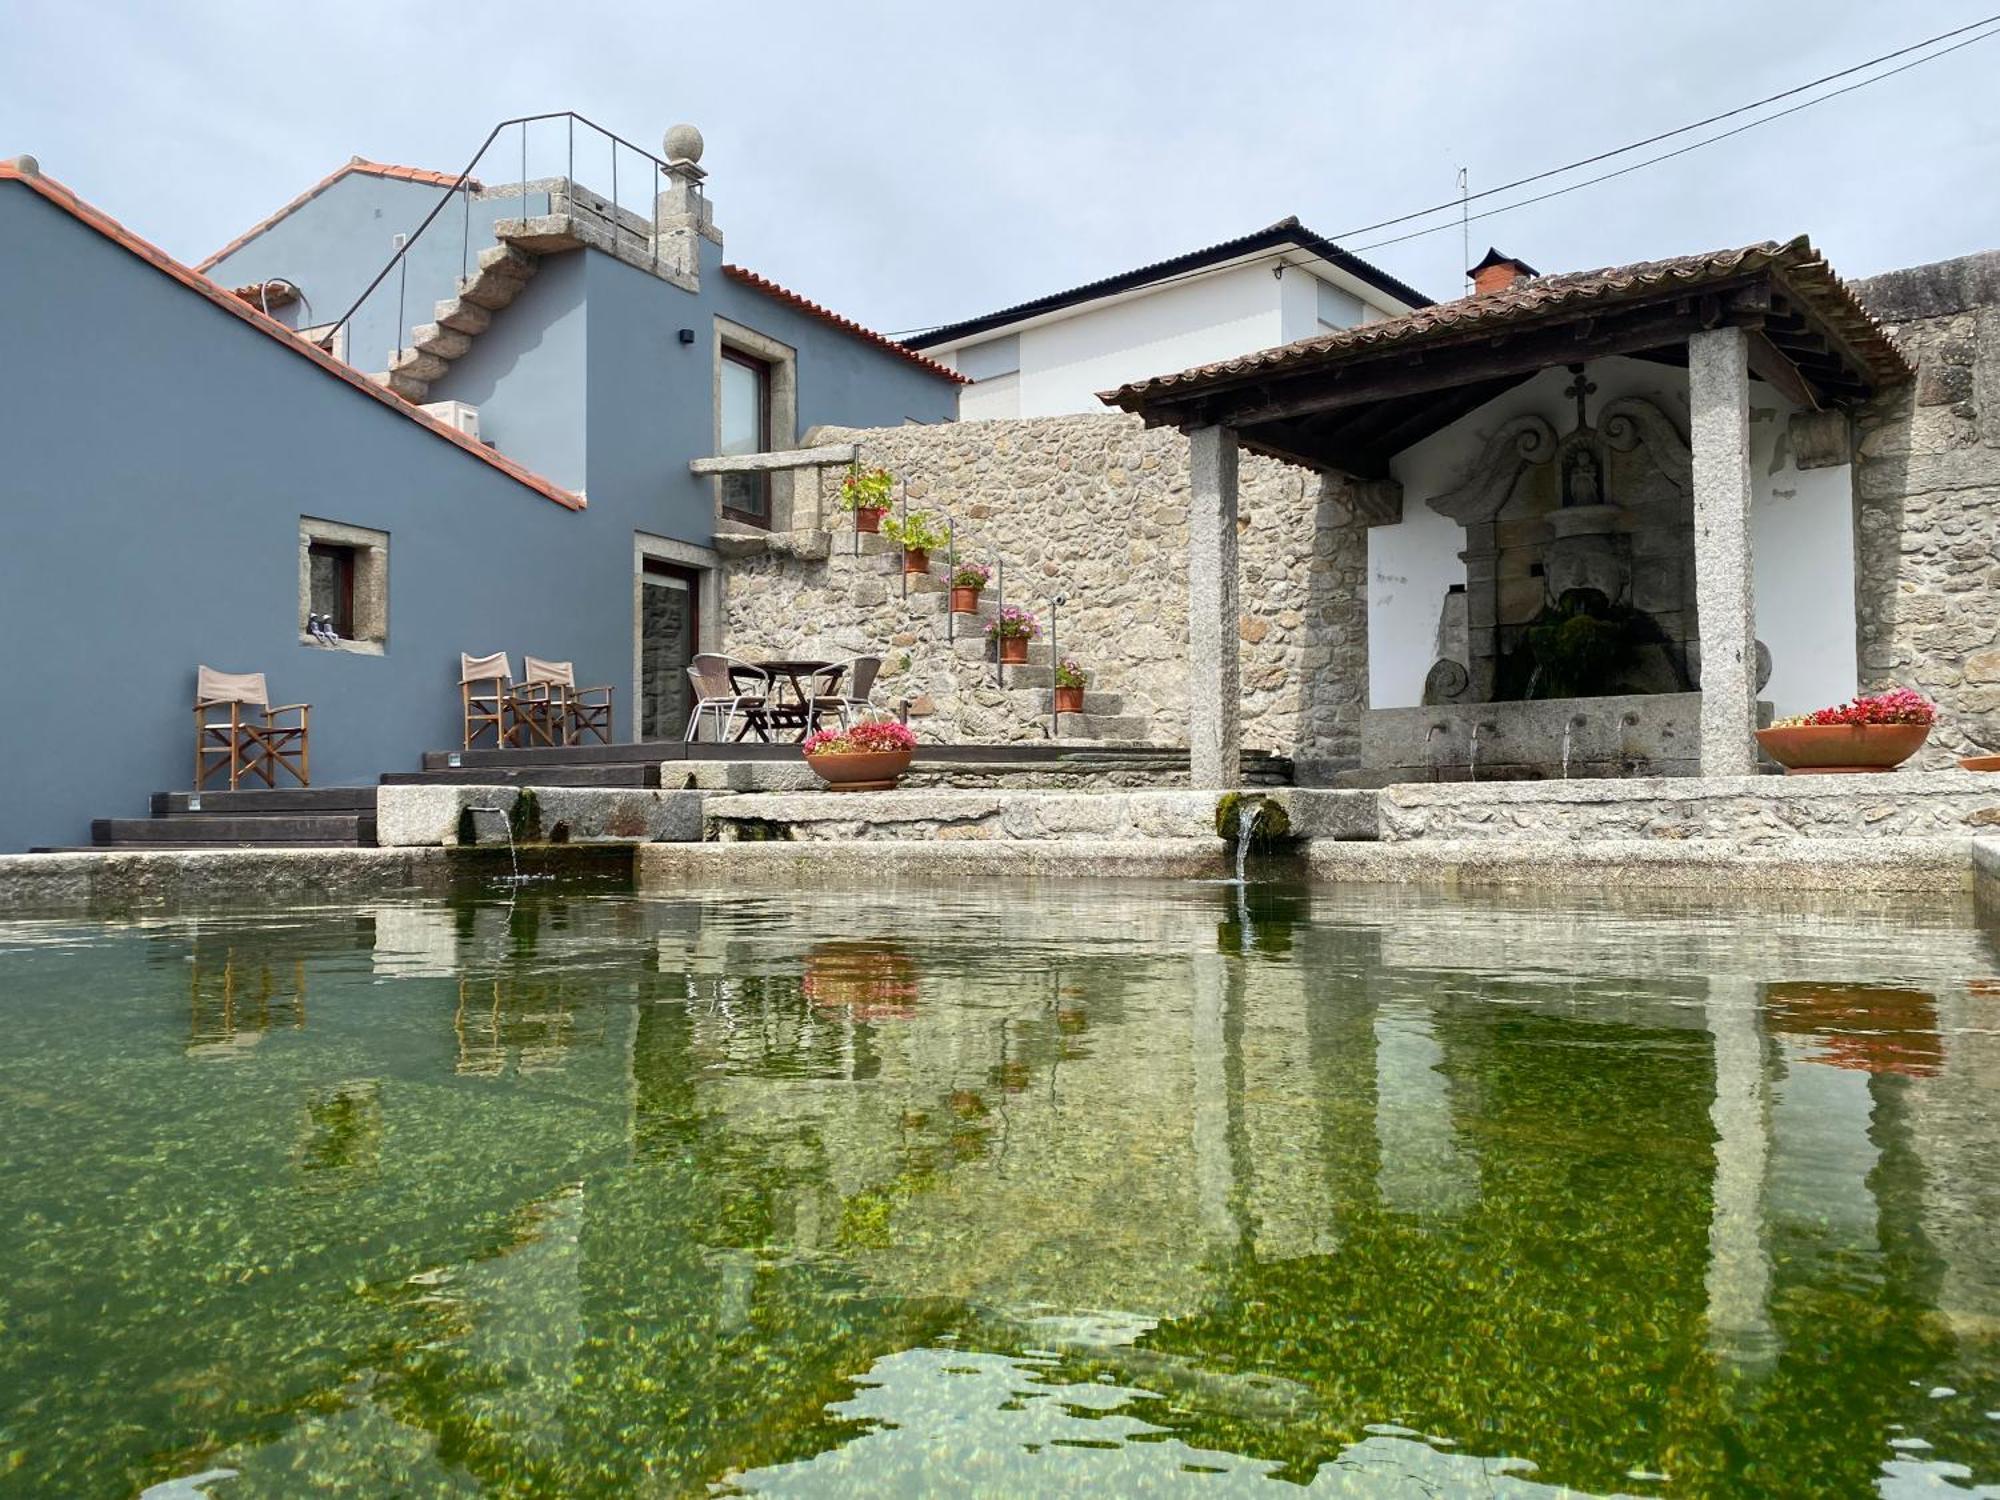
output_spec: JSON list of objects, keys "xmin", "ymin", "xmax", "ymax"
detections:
[
  {"xmin": 1689, "ymin": 326, "xmax": 1758, "ymax": 777},
  {"xmin": 1188, "ymin": 424, "xmax": 1241, "ymax": 788}
]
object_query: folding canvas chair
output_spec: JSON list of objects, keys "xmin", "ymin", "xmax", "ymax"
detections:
[
  {"xmin": 524, "ymin": 656, "xmax": 615, "ymax": 745},
  {"xmin": 461, "ymin": 652, "xmax": 515, "ymax": 750},
  {"xmin": 685, "ymin": 654, "xmax": 769, "ymax": 742},
  {"xmin": 804, "ymin": 656, "xmax": 882, "ymax": 731},
  {"xmin": 195, "ymin": 666, "xmax": 309, "ymax": 789}
]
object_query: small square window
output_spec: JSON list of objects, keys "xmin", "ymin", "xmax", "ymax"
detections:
[{"xmin": 299, "ymin": 518, "xmax": 389, "ymax": 654}]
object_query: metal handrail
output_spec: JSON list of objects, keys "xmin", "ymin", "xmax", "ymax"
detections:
[{"xmin": 329, "ymin": 111, "xmax": 698, "ymax": 356}]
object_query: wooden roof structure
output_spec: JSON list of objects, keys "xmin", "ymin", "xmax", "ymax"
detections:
[{"xmin": 1101, "ymin": 236, "xmax": 1911, "ymax": 479}]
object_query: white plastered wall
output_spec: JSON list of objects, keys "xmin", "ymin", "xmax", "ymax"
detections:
[{"xmin": 1366, "ymin": 357, "xmax": 1857, "ymax": 714}]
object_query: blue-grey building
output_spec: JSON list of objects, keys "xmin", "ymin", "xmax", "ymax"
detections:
[{"xmin": 0, "ymin": 123, "xmax": 961, "ymax": 852}]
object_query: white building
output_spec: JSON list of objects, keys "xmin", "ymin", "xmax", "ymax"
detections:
[{"xmin": 909, "ymin": 217, "xmax": 1429, "ymax": 419}]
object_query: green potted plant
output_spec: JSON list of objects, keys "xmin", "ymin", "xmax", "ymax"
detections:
[
  {"xmin": 839, "ymin": 465, "xmax": 894, "ymax": 533},
  {"xmin": 801, "ymin": 717, "xmax": 918, "ymax": 791},
  {"xmin": 1054, "ymin": 656, "xmax": 1087, "ymax": 715},
  {"xmin": 950, "ymin": 562, "xmax": 991, "ymax": 615},
  {"xmin": 881, "ymin": 511, "xmax": 949, "ymax": 575},
  {"xmin": 985, "ymin": 604, "xmax": 1040, "ymax": 666},
  {"xmin": 1755, "ymin": 688, "xmax": 1935, "ymax": 773}
]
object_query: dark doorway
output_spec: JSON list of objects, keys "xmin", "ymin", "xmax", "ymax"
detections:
[{"xmin": 640, "ymin": 560, "xmax": 700, "ymax": 740}]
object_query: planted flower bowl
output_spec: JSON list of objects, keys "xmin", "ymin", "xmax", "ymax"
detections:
[
  {"xmin": 1755, "ymin": 689, "xmax": 1935, "ymax": 774},
  {"xmin": 882, "ymin": 511, "xmax": 949, "ymax": 576},
  {"xmin": 802, "ymin": 718, "xmax": 917, "ymax": 791}
]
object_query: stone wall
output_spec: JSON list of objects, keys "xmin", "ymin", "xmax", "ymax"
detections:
[
  {"xmin": 718, "ymin": 414, "xmax": 1370, "ymax": 771},
  {"xmin": 1852, "ymin": 252, "xmax": 2000, "ymax": 765}
]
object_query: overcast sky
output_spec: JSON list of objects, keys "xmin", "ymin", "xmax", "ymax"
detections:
[{"xmin": 5, "ymin": 1, "xmax": 1995, "ymax": 333}]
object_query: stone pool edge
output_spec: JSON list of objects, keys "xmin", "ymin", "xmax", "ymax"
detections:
[
  {"xmin": 3, "ymin": 835, "xmax": 1996, "ymax": 912},
  {"xmin": 641, "ymin": 835, "xmax": 1984, "ymax": 896}
]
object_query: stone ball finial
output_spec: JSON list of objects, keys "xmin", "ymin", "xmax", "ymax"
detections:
[
  {"xmin": 662, "ymin": 124, "xmax": 704, "ymax": 165},
  {"xmin": 6, "ymin": 154, "xmax": 40, "ymax": 178}
]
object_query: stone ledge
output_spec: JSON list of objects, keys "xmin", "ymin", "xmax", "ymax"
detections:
[
  {"xmin": 375, "ymin": 785, "xmax": 702, "ymax": 846},
  {"xmin": 1309, "ymin": 837, "xmax": 1974, "ymax": 893},
  {"xmin": 0, "ymin": 848, "xmax": 456, "ymax": 911},
  {"xmin": 643, "ymin": 838, "xmax": 1229, "ymax": 882}
]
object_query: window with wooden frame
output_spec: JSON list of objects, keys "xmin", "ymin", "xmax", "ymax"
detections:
[{"xmin": 718, "ymin": 346, "xmax": 773, "ymax": 527}]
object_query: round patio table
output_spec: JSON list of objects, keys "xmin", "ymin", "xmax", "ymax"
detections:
[{"xmin": 752, "ymin": 659, "xmax": 844, "ymax": 740}]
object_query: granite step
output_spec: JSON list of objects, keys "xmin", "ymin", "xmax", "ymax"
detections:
[
  {"xmin": 952, "ymin": 636, "xmax": 1051, "ymax": 666},
  {"xmin": 1007, "ymin": 690, "xmax": 1127, "ymax": 716},
  {"xmin": 1035, "ymin": 713, "xmax": 1150, "ymax": 741}
]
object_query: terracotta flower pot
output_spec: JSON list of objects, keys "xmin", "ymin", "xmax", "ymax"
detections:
[
  {"xmin": 903, "ymin": 546, "xmax": 929, "ymax": 575},
  {"xmin": 950, "ymin": 585, "xmax": 984, "ymax": 614},
  {"xmin": 996, "ymin": 634, "xmax": 1029, "ymax": 665},
  {"xmin": 854, "ymin": 506, "xmax": 886, "ymax": 534},
  {"xmin": 1961, "ymin": 754, "xmax": 2000, "ymax": 772},
  {"xmin": 1054, "ymin": 685, "xmax": 1085, "ymax": 714},
  {"xmin": 804, "ymin": 748, "xmax": 912, "ymax": 791},
  {"xmin": 1754, "ymin": 722, "xmax": 1931, "ymax": 774}
]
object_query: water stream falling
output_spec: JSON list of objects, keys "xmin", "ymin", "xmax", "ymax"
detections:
[
  {"xmin": 1468, "ymin": 723, "xmax": 1482, "ymax": 782},
  {"xmin": 468, "ymin": 804, "xmax": 521, "ymax": 911},
  {"xmin": 1560, "ymin": 719, "xmax": 1575, "ymax": 780}
]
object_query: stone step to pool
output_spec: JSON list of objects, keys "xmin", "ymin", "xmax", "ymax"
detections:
[{"xmin": 91, "ymin": 813, "xmax": 378, "ymax": 846}]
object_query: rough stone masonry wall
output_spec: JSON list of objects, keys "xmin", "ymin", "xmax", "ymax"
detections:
[
  {"xmin": 1852, "ymin": 252, "xmax": 2000, "ymax": 765},
  {"xmin": 720, "ymin": 414, "xmax": 1370, "ymax": 769}
]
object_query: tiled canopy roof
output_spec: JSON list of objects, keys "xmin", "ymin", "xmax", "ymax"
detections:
[
  {"xmin": 1103, "ymin": 236, "xmax": 1911, "ymax": 412},
  {"xmin": 196, "ymin": 157, "xmax": 479, "ymax": 273},
  {"xmin": 2, "ymin": 160, "xmax": 582, "ymax": 511},
  {"xmin": 722, "ymin": 265, "xmax": 968, "ymax": 383}
]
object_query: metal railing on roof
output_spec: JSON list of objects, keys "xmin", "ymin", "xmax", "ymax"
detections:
[{"xmin": 328, "ymin": 112, "xmax": 700, "ymax": 368}]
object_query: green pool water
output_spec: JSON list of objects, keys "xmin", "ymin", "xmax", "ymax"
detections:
[{"xmin": 4, "ymin": 879, "xmax": 2000, "ymax": 1497}]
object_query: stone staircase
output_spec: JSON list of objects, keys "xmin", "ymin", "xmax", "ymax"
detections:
[
  {"xmin": 373, "ymin": 243, "xmax": 538, "ymax": 401},
  {"xmin": 796, "ymin": 532, "xmax": 1154, "ymax": 747},
  {"xmin": 62, "ymin": 787, "xmax": 380, "ymax": 851},
  {"xmin": 368, "ymin": 185, "xmax": 669, "ymax": 403}
]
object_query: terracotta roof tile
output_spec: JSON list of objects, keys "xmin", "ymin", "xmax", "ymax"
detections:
[
  {"xmin": 196, "ymin": 157, "xmax": 479, "ymax": 273},
  {"xmin": 1, "ymin": 161, "xmax": 582, "ymax": 512},
  {"xmin": 721, "ymin": 265, "xmax": 968, "ymax": 383},
  {"xmin": 1104, "ymin": 236, "xmax": 1911, "ymax": 410}
]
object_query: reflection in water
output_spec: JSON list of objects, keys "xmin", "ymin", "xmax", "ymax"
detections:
[{"xmin": 1, "ymin": 883, "xmax": 1999, "ymax": 1497}]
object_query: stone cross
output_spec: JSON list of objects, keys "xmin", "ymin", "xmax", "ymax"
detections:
[{"xmin": 1563, "ymin": 364, "xmax": 1598, "ymax": 432}]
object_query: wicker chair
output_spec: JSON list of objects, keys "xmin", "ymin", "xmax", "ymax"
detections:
[
  {"xmin": 804, "ymin": 656, "xmax": 882, "ymax": 730},
  {"xmin": 195, "ymin": 667, "xmax": 309, "ymax": 789},
  {"xmin": 685, "ymin": 654, "xmax": 769, "ymax": 742}
]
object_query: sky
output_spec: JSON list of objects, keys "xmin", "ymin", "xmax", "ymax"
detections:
[{"xmin": 3, "ymin": 0, "xmax": 1995, "ymax": 335}]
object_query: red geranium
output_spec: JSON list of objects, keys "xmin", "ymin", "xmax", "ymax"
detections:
[
  {"xmin": 1775, "ymin": 688, "xmax": 1935, "ymax": 728},
  {"xmin": 803, "ymin": 719, "xmax": 918, "ymax": 756}
]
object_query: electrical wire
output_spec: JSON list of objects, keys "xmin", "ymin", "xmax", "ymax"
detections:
[{"xmin": 888, "ymin": 14, "xmax": 1999, "ymax": 339}]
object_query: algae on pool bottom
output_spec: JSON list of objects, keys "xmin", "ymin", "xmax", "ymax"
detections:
[{"xmin": 2, "ymin": 880, "xmax": 1998, "ymax": 1497}]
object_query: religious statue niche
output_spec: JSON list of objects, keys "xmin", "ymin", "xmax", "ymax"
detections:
[{"xmin": 1422, "ymin": 366, "xmax": 1699, "ymax": 705}]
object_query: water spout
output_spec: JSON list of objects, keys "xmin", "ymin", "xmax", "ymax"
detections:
[
  {"xmin": 1425, "ymin": 723, "xmax": 1442, "ymax": 784},
  {"xmin": 1468, "ymin": 722, "xmax": 1482, "ymax": 783},
  {"xmin": 467, "ymin": 804, "xmax": 521, "ymax": 909},
  {"xmin": 1560, "ymin": 719, "xmax": 1575, "ymax": 780}
]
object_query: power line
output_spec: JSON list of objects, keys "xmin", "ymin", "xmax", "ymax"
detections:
[
  {"xmin": 889, "ymin": 15, "xmax": 1998, "ymax": 339},
  {"xmin": 1346, "ymin": 19, "xmax": 2000, "ymax": 257},
  {"xmin": 1330, "ymin": 11, "xmax": 2000, "ymax": 245}
]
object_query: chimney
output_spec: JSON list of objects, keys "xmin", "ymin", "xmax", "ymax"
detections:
[{"xmin": 1468, "ymin": 247, "xmax": 1539, "ymax": 297}]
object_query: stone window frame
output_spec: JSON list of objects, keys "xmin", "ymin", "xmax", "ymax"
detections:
[
  {"xmin": 298, "ymin": 516, "xmax": 389, "ymax": 655},
  {"xmin": 631, "ymin": 531, "xmax": 722, "ymax": 729},
  {"xmin": 711, "ymin": 318, "xmax": 798, "ymax": 530}
]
